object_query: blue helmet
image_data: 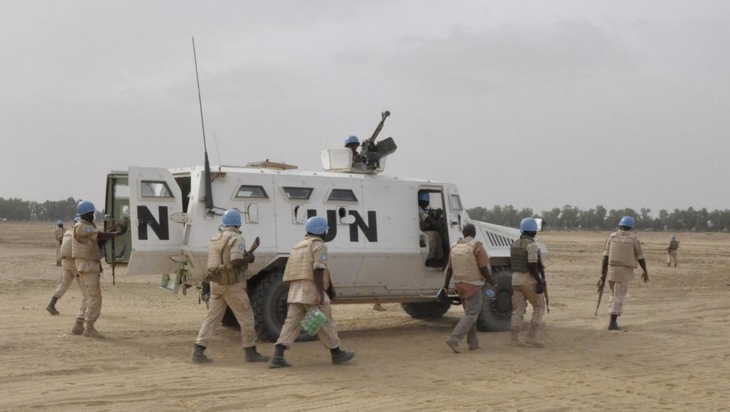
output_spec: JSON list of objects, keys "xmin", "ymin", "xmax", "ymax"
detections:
[
  {"xmin": 77, "ymin": 201, "xmax": 95, "ymax": 215},
  {"xmin": 520, "ymin": 217, "xmax": 538, "ymax": 232},
  {"xmin": 418, "ymin": 192, "xmax": 430, "ymax": 202},
  {"xmin": 56, "ymin": 220, "xmax": 63, "ymax": 226},
  {"xmin": 222, "ymin": 209, "xmax": 242, "ymax": 227},
  {"xmin": 670, "ymin": 235, "xmax": 677, "ymax": 241},
  {"xmin": 618, "ymin": 216, "xmax": 634, "ymax": 228},
  {"xmin": 305, "ymin": 216, "xmax": 328, "ymax": 235},
  {"xmin": 344, "ymin": 135, "xmax": 359, "ymax": 146}
]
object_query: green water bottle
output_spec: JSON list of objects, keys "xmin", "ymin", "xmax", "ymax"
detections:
[{"xmin": 301, "ymin": 307, "xmax": 326, "ymax": 336}]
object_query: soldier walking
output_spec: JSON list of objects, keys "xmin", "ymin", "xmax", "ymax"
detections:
[
  {"xmin": 442, "ymin": 223, "xmax": 496, "ymax": 353},
  {"xmin": 71, "ymin": 201, "xmax": 127, "ymax": 338},
  {"xmin": 269, "ymin": 216, "xmax": 356, "ymax": 368},
  {"xmin": 600, "ymin": 216, "xmax": 649, "ymax": 330},
  {"xmin": 54, "ymin": 220, "xmax": 64, "ymax": 266},
  {"xmin": 510, "ymin": 218, "xmax": 546, "ymax": 347},
  {"xmin": 46, "ymin": 216, "xmax": 81, "ymax": 315},
  {"xmin": 192, "ymin": 209, "xmax": 268, "ymax": 364},
  {"xmin": 666, "ymin": 235, "xmax": 680, "ymax": 267}
]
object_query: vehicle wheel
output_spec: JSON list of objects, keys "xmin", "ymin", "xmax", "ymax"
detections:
[
  {"xmin": 476, "ymin": 268, "xmax": 513, "ymax": 332},
  {"xmin": 251, "ymin": 269, "xmax": 315, "ymax": 343},
  {"xmin": 401, "ymin": 299, "xmax": 451, "ymax": 319}
]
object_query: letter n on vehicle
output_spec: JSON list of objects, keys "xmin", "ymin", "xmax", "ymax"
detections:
[{"xmin": 137, "ymin": 206, "xmax": 169, "ymax": 240}]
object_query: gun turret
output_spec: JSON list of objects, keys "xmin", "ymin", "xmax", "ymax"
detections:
[{"xmin": 360, "ymin": 110, "xmax": 397, "ymax": 169}]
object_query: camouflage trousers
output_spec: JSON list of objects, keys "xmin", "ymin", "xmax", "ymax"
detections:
[
  {"xmin": 608, "ymin": 280, "xmax": 629, "ymax": 316},
  {"xmin": 276, "ymin": 295, "xmax": 341, "ymax": 350},
  {"xmin": 667, "ymin": 250, "xmax": 678, "ymax": 265},
  {"xmin": 511, "ymin": 284, "xmax": 546, "ymax": 330},
  {"xmin": 195, "ymin": 281, "xmax": 257, "ymax": 348},
  {"xmin": 54, "ymin": 261, "xmax": 79, "ymax": 299},
  {"xmin": 77, "ymin": 271, "xmax": 100, "ymax": 323}
]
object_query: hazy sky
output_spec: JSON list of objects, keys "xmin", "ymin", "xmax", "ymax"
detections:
[{"xmin": 1, "ymin": 0, "xmax": 728, "ymax": 214}]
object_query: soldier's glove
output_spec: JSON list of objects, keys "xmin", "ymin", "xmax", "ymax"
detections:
[{"xmin": 535, "ymin": 280, "xmax": 545, "ymax": 295}]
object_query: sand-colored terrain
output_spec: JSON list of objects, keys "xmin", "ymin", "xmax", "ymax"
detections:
[{"xmin": 1, "ymin": 222, "xmax": 729, "ymax": 411}]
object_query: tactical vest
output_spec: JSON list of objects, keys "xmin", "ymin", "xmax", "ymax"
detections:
[
  {"xmin": 451, "ymin": 238, "xmax": 482, "ymax": 282},
  {"xmin": 205, "ymin": 228, "xmax": 244, "ymax": 286},
  {"xmin": 510, "ymin": 236, "xmax": 534, "ymax": 273},
  {"xmin": 669, "ymin": 240, "xmax": 679, "ymax": 250},
  {"xmin": 283, "ymin": 237, "xmax": 330, "ymax": 287},
  {"xmin": 607, "ymin": 231, "xmax": 638, "ymax": 268},
  {"xmin": 61, "ymin": 229, "xmax": 73, "ymax": 258},
  {"xmin": 72, "ymin": 221, "xmax": 103, "ymax": 261}
]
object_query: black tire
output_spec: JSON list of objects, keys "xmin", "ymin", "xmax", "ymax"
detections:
[
  {"xmin": 251, "ymin": 269, "xmax": 315, "ymax": 343},
  {"xmin": 476, "ymin": 268, "xmax": 513, "ymax": 332},
  {"xmin": 401, "ymin": 299, "xmax": 451, "ymax": 319}
]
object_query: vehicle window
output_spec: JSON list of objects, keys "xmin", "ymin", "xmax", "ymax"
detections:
[
  {"xmin": 140, "ymin": 181, "xmax": 173, "ymax": 198},
  {"xmin": 328, "ymin": 189, "xmax": 358, "ymax": 202},
  {"xmin": 282, "ymin": 187, "xmax": 313, "ymax": 200},
  {"xmin": 236, "ymin": 185, "xmax": 269, "ymax": 199},
  {"xmin": 450, "ymin": 194, "xmax": 463, "ymax": 211}
]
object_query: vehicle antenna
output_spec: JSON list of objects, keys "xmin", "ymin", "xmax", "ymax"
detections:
[{"xmin": 192, "ymin": 36, "xmax": 214, "ymax": 212}]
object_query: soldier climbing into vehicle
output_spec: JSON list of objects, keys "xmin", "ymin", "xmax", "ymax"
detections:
[{"xmin": 418, "ymin": 191, "xmax": 445, "ymax": 267}]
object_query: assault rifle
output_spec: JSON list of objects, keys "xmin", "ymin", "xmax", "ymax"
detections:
[
  {"xmin": 200, "ymin": 236, "xmax": 261, "ymax": 308},
  {"xmin": 538, "ymin": 258, "xmax": 549, "ymax": 313},
  {"xmin": 360, "ymin": 110, "xmax": 397, "ymax": 169},
  {"xmin": 595, "ymin": 276, "xmax": 606, "ymax": 316}
]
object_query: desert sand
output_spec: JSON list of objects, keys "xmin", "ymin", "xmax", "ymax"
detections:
[{"xmin": 1, "ymin": 221, "xmax": 729, "ymax": 411}]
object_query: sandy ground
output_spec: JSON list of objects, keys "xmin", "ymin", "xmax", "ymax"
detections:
[{"xmin": 1, "ymin": 222, "xmax": 729, "ymax": 411}]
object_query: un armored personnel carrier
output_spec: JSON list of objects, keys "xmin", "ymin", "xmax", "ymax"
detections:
[{"xmin": 103, "ymin": 115, "xmax": 533, "ymax": 341}]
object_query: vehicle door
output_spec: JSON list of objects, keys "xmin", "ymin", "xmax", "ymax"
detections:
[{"xmin": 126, "ymin": 167, "xmax": 185, "ymax": 275}]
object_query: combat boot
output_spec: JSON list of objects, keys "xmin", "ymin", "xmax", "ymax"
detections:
[
  {"xmin": 526, "ymin": 324, "xmax": 545, "ymax": 348},
  {"xmin": 192, "ymin": 344, "xmax": 213, "ymax": 363},
  {"xmin": 445, "ymin": 338, "xmax": 461, "ymax": 354},
  {"xmin": 244, "ymin": 346, "xmax": 269, "ymax": 363},
  {"xmin": 268, "ymin": 344, "xmax": 292, "ymax": 369},
  {"xmin": 46, "ymin": 296, "xmax": 60, "ymax": 315},
  {"xmin": 608, "ymin": 314, "xmax": 620, "ymax": 330},
  {"xmin": 83, "ymin": 323, "xmax": 105, "ymax": 339},
  {"xmin": 71, "ymin": 319, "xmax": 85, "ymax": 335},
  {"xmin": 330, "ymin": 347, "xmax": 356, "ymax": 365},
  {"xmin": 512, "ymin": 327, "xmax": 526, "ymax": 346}
]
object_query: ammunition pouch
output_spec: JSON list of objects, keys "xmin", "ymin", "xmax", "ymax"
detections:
[{"xmin": 204, "ymin": 265, "xmax": 243, "ymax": 285}]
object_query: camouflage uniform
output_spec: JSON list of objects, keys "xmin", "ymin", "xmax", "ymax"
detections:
[
  {"xmin": 510, "ymin": 236, "xmax": 546, "ymax": 344},
  {"xmin": 71, "ymin": 220, "xmax": 104, "ymax": 337},
  {"xmin": 667, "ymin": 239, "xmax": 679, "ymax": 267},
  {"xmin": 54, "ymin": 225, "xmax": 64, "ymax": 266},
  {"xmin": 603, "ymin": 229, "xmax": 644, "ymax": 316},
  {"xmin": 419, "ymin": 206, "xmax": 443, "ymax": 261},
  {"xmin": 195, "ymin": 227, "xmax": 257, "ymax": 349},
  {"xmin": 276, "ymin": 235, "xmax": 342, "ymax": 349}
]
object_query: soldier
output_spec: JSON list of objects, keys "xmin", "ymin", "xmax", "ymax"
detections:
[
  {"xmin": 344, "ymin": 135, "xmax": 365, "ymax": 168},
  {"xmin": 418, "ymin": 191, "xmax": 444, "ymax": 267},
  {"xmin": 46, "ymin": 215, "xmax": 81, "ymax": 315},
  {"xmin": 192, "ymin": 209, "xmax": 268, "ymax": 364},
  {"xmin": 54, "ymin": 220, "xmax": 64, "ymax": 266},
  {"xmin": 666, "ymin": 234, "xmax": 679, "ymax": 267},
  {"xmin": 510, "ymin": 217, "xmax": 546, "ymax": 347},
  {"xmin": 269, "ymin": 216, "xmax": 356, "ymax": 368},
  {"xmin": 600, "ymin": 216, "xmax": 649, "ymax": 330},
  {"xmin": 71, "ymin": 201, "xmax": 127, "ymax": 338},
  {"xmin": 442, "ymin": 223, "xmax": 497, "ymax": 353}
]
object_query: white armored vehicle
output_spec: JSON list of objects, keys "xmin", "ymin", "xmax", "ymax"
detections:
[{"xmin": 103, "ymin": 114, "xmax": 527, "ymax": 342}]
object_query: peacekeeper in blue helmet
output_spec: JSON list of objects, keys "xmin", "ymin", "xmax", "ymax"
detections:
[
  {"xmin": 510, "ymin": 217, "xmax": 547, "ymax": 347},
  {"xmin": 71, "ymin": 201, "xmax": 128, "ymax": 338},
  {"xmin": 601, "ymin": 216, "xmax": 649, "ymax": 331},
  {"xmin": 418, "ymin": 191, "xmax": 444, "ymax": 267},
  {"xmin": 344, "ymin": 135, "xmax": 365, "ymax": 169},
  {"xmin": 192, "ymin": 209, "xmax": 268, "ymax": 364},
  {"xmin": 269, "ymin": 216, "xmax": 356, "ymax": 368}
]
